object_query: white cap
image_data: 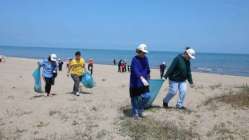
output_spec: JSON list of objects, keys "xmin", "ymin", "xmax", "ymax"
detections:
[
  {"xmin": 50, "ymin": 54, "xmax": 57, "ymax": 61},
  {"xmin": 136, "ymin": 43, "xmax": 148, "ymax": 53},
  {"xmin": 186, "ymin": 48, "xmax": 196, "ymax": 59},
  {"xmin": 162, "ymin": 61, "xmax": 166, "ymax": 65}
]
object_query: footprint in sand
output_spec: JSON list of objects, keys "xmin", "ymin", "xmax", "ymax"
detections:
[
  {"xmin": 35, "ymin": 121, "xmax": 50, "ymax": 128},
  {"xmin": 101, "ymin": 78, "xmax": 107, "ymax": 82}
]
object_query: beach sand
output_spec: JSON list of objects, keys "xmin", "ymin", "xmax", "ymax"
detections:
[{"xmin": 0, "ymin": 57, "xmax": 249, "ymax": 140}]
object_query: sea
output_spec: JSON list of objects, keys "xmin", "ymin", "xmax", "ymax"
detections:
[{"xmin": 0, "ymin": 46, "xmax": 249, "ymax": 77}]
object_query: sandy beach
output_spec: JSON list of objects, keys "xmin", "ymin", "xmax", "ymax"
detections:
[{"xmin": 0, "ymin": 57, "xmax": 249, "ymax": 140}]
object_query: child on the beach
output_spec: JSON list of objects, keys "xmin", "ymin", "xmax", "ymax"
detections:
[{"xmin": 129, "ymin": 43, "xmax": 151, "ymax": 119}]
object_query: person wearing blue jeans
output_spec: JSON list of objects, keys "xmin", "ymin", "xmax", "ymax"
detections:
[
  {"xmin": 130, "ymin": 43, "xmax": 151, "ymax": 119},
  {"xmin": 131, "ymin": 92, "xmax": 151, "ymax": 117},
  {"xmin": 163, "ymin": 48, "xmax": 196, "ymax": 109},
  {"xmin": 163, "ymin": 81, "xmax": 187, "ymax": 108}
]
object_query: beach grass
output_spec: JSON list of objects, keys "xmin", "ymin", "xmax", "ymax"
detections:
[
  {"xmin": 119, "ymin": 117, "xmax": 200, "ymax": 140},
  {"xmin": 119, "ymin": 106, "xmax": 200, "ymax": 140},
  {"xmin": 204, "ymin": 85, "xmax": 249, "ymax": 108}
]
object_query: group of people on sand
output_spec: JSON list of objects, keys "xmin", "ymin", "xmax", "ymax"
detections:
[
  {"xmin": 37, "ymin": 44, "xmax": 196, "ymax": 120},
  {"xmin": 115, "ymin": 59, "xmax": 130, "ymax": 73},
  {"xmin": 129, "ymin": 43, "xmax": 196, "ymax": 119},
  {"xmin": 38, "ymin": 51, "xmax": 88, "ymax": 97}
]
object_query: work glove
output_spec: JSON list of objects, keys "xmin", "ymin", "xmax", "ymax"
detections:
[{"xmin": 140, "ymin": 76, "xmax": 149, "ymax": 86}]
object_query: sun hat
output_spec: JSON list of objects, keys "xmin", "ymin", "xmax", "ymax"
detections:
[
  {"xmin": 186, "ymin": 48, "xmax": 196, "ymax": 59},
  {"xmin": 50, "ymin": 54, "xmax": 57, "ymax": 62},
  {"xmin": 136, "ymin": 43, "xmax": 148, "ymax": 54}
]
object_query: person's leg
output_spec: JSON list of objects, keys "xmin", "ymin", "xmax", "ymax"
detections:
[
  {"xmin": 131, "ymin": 96, "xmax": 139, "ymax": 118},
  {"xmin": 71, "ymin": 75, "xmax": 80, "ymax": 95},
  {"xmin": 160, "ymin": 70, "xmax": 163, "ymax": 79},
  {"xmin": 163, "ymin": 81, "xmax": 178, "ymax": 106},
  {"xmin": 90, "ymin": 65, "xmax": 93, "ymax": 75},
  {"xmin": 176, "ymin": 81, "xmax": 187, "ymax": 108},
  {"xmin": 44, "ymin": 78, "xmax": 49, "ymax": 94},
  {"xmin": 88, "ymin": 65, "xmax": 90, "ymax": 71},
  {"xmin": 139, "ymin": 92, "xmax": 151, "ymax": 116},
  {"xmin": 45, "ymin": 78, "xmax": 52, "ymax": 96}
]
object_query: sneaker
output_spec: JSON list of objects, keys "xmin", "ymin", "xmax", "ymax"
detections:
[
  {"xmin": 139, "ymin": 112, "xmax": 147, "ymax": 118},
  {"xmin": 163, "ymin": 102, "xmax": 169, "ymax": 108},
  {"xmin": 176, "ymin": 106, "xmax": 186, "ymax": 110},
  {"xmin": 133, "ymin": 114, "xmax": 140, "ymax": 120},
  {"xmin": 76, "ymin": 92, "xmax": 80, "ymax": 96}
]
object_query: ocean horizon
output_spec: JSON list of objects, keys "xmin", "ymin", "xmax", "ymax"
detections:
[{"xmin": 1, "ymin": 45, "xmax": 249, "ymax": 77}]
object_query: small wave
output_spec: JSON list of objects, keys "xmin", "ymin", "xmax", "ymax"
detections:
[{"xmin": 196, "ymin": 67, "xmax": 213, "ymax": 72}]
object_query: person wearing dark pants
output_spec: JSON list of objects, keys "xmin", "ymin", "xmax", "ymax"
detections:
[
  {"xmin": 160, "ymin": 62, "xmax": 166, "ymax": 79},
  {"xmin": 39, "ymin": 54, "xmax": 58, "ymax": 96},
  {"xmin": 87, "ymin": 58, "xmax": 94, "ymax": 75},
  {"xmin": 44, "ymin": 77, "xmax": 53, "ymax": 94},
  {"xmin": 118, "ymin": 60, "xmax": 122, "ymax": 72},
  {"xmin": 58, "ymin": 59, "xmax": 64, "ymax": 71},
  {"xmin": 67, "ymin": 51, "xmax": 85, "ymax": 96},
  {"xmin": 71, "ymin": 75, "xmax": 83, "ymax": 93}
]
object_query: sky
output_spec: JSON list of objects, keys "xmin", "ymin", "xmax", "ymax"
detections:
[{"xmin": 0, "ymin": 0, "xmax": 249, "ymax": 54}]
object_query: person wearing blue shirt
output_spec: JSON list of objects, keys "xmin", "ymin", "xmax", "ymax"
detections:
[
  {"xmin": 39, "ymin": 54, "xmax": 58, "ymax": 96},
  {"xmin": 130, "ymin": 44, "xmax": 151, "ymax": 119}
]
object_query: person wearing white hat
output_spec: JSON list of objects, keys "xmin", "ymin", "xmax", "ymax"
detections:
[
  {"xmin": 129, "ymin": 43, "xmax": 151, "ymax": 119},
  {"xmin": 38, "ymin": 53, "xmax": 58, "ymax": 96},
  {"xmin": 163, "ymin": 47, "xmax": 196, "ymax": 109}
]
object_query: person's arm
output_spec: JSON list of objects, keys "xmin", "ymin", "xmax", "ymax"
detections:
[
  {"xmin": 131, "ymin": 58, "xmax": 149, "ymax": 86},
  {"xmin": 142, "ymin": 57, "xmax": 150, "ymax": 80},
  {"xmin": 67, "ymin": 62, "xmax": 72, "ymax": 76},
  {"xmin": 38, "ymin": 60, "xmax": 44, "ymax": 68},
  {"xmin": 54, "ymin": 63, "xmax": 58, "ymax": 72},
  {"xmin": 164, "ymin": 57, "xmax": 178, "ymax": 79},
  {"xmin": 131, "ymin": 58, "xmax": 142, "ymax": 78},
  {"xmin": 186, "ymin": 62, "xmax": 193, "ymax": 85}
]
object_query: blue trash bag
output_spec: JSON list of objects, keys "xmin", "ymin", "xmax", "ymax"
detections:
[
  {"xmin": 145, "ymin": 79, "xmax": 164, "ymax": 108},
  {"xmin": 32, "ymin": 67, "xmax": 42, "ymax": 93},
  {"xmin": 81, "ymin": 72, "xmax": 95, "ymax": 88}
]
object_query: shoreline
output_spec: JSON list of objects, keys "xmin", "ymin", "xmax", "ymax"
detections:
[{"xmin": 3, "ymin": 56, "xmax": 249, "ymax": 78}]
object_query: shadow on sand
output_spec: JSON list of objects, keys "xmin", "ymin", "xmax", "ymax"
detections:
[
  {"xmin": 122, "ymin": 105, "xmax": 164, "ymax": 117},
  {"xmin": 121, "ymin": 105, "xmax": 193, "ymax": 117}
]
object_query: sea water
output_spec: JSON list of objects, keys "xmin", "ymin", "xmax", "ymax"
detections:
[{"xmin": 1, "ymin": 45, "xmax": 249, "ymax": 76}]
